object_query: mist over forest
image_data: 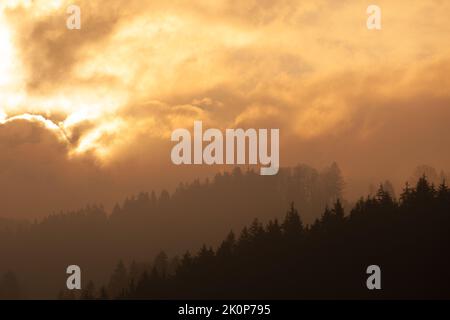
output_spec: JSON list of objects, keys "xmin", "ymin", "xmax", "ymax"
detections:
[{"xmin": 0, "ymin": 163, "xmax": 448, "ymax": 299}]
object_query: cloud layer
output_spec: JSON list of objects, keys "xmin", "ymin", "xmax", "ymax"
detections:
[{"xmin": 1, "ymin": 0, "xmax": 450, "ymax": 217}]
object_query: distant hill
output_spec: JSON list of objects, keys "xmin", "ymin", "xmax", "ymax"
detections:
[{"xmin": 0, "ymin": 163, "xmax": 343, "ymax": 299}]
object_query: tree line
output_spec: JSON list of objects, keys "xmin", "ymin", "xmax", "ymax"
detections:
[
  {"xmin": 0, "ymin": 163, "xmax": 344, "ymax": 299},
  {"xmin": 68, "ymin": 176, "xmax": 450, "ymax": 299}
]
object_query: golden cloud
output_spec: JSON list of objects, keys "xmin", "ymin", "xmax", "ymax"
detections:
[{"xmin": 0, "ymin": 0, "xmax": 449, "ymax": 216}]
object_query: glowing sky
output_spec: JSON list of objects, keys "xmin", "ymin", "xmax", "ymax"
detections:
[{"xmin": 1, "ymin": 0, "xmax": 450, "ymax": 217}]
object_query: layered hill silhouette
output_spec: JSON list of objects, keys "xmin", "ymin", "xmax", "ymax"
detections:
[
  {"xmin": 0, "ymin": 163, "xmax": 343, "ymax": 299},
  {"xmin": 2, "ymin": 164, "xmax": 449, "ymax": 299},
  {"xmin": 74, "ymin": 176, "xmax": 450, "ymax": 300}
]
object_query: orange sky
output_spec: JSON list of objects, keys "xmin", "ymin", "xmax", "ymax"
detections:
[{"xmin": 0, "ymin": 0, "xmax": 450, "ymax": 218}]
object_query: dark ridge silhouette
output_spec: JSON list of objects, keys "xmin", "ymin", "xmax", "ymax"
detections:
[
  {"xmin": 87, "ymin": 176, "xmax": 449, "ymax": 300},
  {"xmin": 0, "ymin": 163, "xmax": 343, "ymax": 299}
]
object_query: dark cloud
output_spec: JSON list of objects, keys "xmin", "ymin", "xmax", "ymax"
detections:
[
  {"xmin": 0, "ymin": 118, "xmax": 115, "ymax": 218},
  {"xmin": 5, "ymin": 0, "xmax": 144, "ymax": 92}
]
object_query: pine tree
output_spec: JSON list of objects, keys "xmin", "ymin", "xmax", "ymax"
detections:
[
  {"xmin": 108, "ymin": 260, "xmax": 128, "ymax": 298},
  {"xmin": 332, "ymin": 198, "xmax": 345, "ymax": 220},
  {"xmin": 153, "ymin": 251, "xmax": 169, "ymax": 278},
  {"xmin": 81, "ymin": 281, "xmax": 96, "ymax": 300},
  {"xmin": 99, "ymin": 286, "xmax": 109, "ymax": 300},
  {"xmin": 282, "ymin": 203, "xmax": 304, "ymax": 236},
  {"xmin": 249, "ymin": 219, "xmax": 264, "ymax": 239},
  {"xmin": 217, "ymin": 231, "xmax": 236, "ymax": 258}
]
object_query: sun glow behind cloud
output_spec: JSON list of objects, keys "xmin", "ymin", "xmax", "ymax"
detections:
[
  {"xmin": 0, "ymin": 16, "xmax": 14, "ymax": 87},
  {"xmin": 0, "ymin": 0, "xmax": 260, "ymax": 160},
  {"xmin": 0, "ymin": 0, "xmax": 449, "ymax": 219},
  {"xmin": 0, "ymin": 0, "xmax": 449, "ymax": 164},
  {"xmin": 0, "ymin": 4, "xmax": 25, "ymax": 111},
  {"xmin": 0, "ymin": 0, "xmax": 131, "ymax": 159}
]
